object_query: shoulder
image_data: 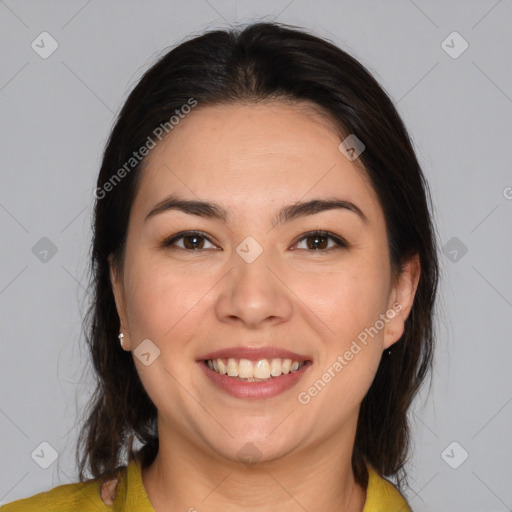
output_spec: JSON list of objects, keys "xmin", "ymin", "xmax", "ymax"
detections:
[
  {"xmin": 1, "ymin": 469, "xmax": 126, "ymax": 512},
  {"xmin": 363, "ymin": 464, "xmax": 412, "ymax": 512}
]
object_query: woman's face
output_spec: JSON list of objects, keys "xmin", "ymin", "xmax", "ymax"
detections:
[{"xmin": 110, "ymin": 101, "xmax": 419, "ymax": 464}]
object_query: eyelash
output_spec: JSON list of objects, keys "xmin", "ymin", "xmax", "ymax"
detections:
[{"xmin": 161, "ymin": 230, "xmax": 348, "ymax": 253}]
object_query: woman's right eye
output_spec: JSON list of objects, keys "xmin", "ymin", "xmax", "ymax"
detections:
[{"xmin": 161, "ymin": 231, "xmax": 217, "ymax": 251}]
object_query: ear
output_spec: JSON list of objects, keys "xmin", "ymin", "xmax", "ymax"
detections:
[
  {"xmin": 108, "ymin": 254, "xmax": 131, "ymax": 350},
  {"xmin": 382, "ymin": 253, "xmax": 421, "ymax": 350}
]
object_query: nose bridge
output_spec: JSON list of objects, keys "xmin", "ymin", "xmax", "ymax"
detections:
[
  {"xmin": 232, "ymin": 234, "xmax": 277, "ymax": 295},
  {"xmin": 215, "ymin": 234, "xmax": 292, "ymax": 327},
  {"xmin": 235, "ymin": 234, "xmax": 267, "ymax": 266}
]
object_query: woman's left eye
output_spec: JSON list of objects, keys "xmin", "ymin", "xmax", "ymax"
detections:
[
  {"xmin": 292, "ymin": 231, "xmax": 347, "ymax": 252},
  {"xmin": 161, "ymin": 230, "xmax": 347, "ymax": 253}
]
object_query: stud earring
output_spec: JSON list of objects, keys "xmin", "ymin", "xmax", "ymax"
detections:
[
  {"xmin": 118, "ymin": 333, "xmax": 125, "ymax": 349},
  {"xmin": 386, "ymin": 330, "xmax": 393, "ymax": 356}
]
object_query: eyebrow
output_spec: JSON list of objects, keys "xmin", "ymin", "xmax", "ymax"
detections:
[{"xmin": 145, "ymin": 194, "xmax": 368, "ymax": 226}]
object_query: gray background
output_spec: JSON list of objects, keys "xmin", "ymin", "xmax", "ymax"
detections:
[{"xmin": 1, "ymin": 1, "xmax": 511, "ymax": 511}]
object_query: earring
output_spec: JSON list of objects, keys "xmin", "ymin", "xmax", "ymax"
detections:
[
  {"xmin": 386, "ymin": 330, "xmax": 392, "ymax": 356},
  {"xmin": 118, "ymin": 333, "xmax": 125, "ymax": 349}
]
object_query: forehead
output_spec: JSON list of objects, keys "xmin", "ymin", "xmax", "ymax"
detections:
[{"xmin": 133, "ymin": 101, "xmax": 382, "ymax": 227}]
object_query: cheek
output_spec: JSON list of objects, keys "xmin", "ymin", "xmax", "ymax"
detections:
[
  {"xmin": 294, "ymin": 256, "xmax": 390, "ymax": 403},
  {"xmin": 295, "ymin": 263, "xmax": 389, "ymax": 345},
  {"xmin": 323, "ymin": 263, "xmax": 390, "ymax": 400},
  {"xmin": 122, "ymin": 255, "xmax": 210, "ymax": 351}
]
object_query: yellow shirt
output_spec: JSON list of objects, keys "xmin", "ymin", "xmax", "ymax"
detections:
[{"xmin": 1, "ymin": 457, "xmax": 411, "ymax": 511}]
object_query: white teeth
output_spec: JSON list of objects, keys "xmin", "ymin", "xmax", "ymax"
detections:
[
  {"xmin": 217, "ymin": 359, "xmax": 227, "ymax": 375},
  {"xmin": 238, "ymin": 359, "xmax": 253, "ymax": 379},
  {"xmin": 253, "ymin": 359, "xmax": 271, "ymax": 379},
  {"xmin": 226, "ymin": 358, "xmax": 238, "ymax": 377},
  {"xmin": 270, "ymin": 358, "xmax": 282, "ymax": 377},
  {"xmin": 206, "ymin": 357, "xmax": 306, "ymax": 380}
]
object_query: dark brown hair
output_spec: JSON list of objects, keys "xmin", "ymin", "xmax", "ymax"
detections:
[{"xmin": 77, "ymin": 21, "xmax": 440, "ymax": 491}]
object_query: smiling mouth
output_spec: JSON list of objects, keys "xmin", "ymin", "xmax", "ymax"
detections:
[{"xmin": 203, "ymin": 357, "xmax": 310, "ymax": 382}]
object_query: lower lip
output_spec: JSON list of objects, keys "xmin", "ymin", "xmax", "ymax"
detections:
[{"xmin": 198, "ymin": 360, "xmax": 312, "ymax": 400}]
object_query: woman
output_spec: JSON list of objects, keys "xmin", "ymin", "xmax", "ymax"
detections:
[{"xmin": 2, "ymin": 21, "xmax": 439, "ymax": 511}]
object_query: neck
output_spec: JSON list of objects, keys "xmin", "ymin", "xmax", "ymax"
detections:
[{"xmin": 141, "ymin": 418, "xmax": 367, "ymax": 511}]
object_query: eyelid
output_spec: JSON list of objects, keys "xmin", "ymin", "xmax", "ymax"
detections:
[
  {"xmin": 161, "ymin": 230, "xmax": 348, "ymax": 252},
  {"xmin": 162, "ymin": 230, "xmax": 218, "ymax": 250},
  {"xmin": 291, "ymin": 230, "xmax": 348, "ymax": 251}
]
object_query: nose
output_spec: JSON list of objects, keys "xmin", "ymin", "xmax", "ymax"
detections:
[{"xmin": 214, "ymin": 247, "xmax": 294, "ymax": 329}]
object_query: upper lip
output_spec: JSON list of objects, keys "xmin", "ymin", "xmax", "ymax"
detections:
[{"xmin": 198, "ymin": 347, "xmax": 311, "ymax": 362}]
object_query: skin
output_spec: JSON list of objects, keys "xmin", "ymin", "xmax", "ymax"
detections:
[{"xmin": 109, "ymin": 101, "xmax": 420, "ymax": 512}]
